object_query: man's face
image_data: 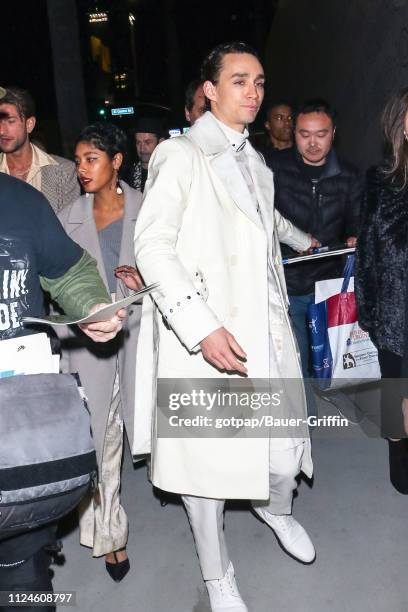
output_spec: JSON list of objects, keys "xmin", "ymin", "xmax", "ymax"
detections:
[
  {"xmin": 185, "ymin": 85, "xmax": 206, "ymax": 125},
  {"xmin": 203, "ymin": 53, "xmax": 265, "ymax": 132},
  {"xmin": 0, "ymin": 104, "xmax": 34, "ymax": 154},
  {"xmin": 265, "ymin": 104, "xmax": 293, "ymax": 145},
  {"xmin": 295, "ymin": 112, "xmax": 335, "ymax": 166},
  {"xmin": 135, "ymin": 132, "xmax": 159, "ymax": 166}
]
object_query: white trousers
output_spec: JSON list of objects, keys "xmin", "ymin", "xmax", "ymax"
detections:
[
  {"xmin": 182, "ymin": 443, "xmax": 304, "ymax": 580},
  {"xmin": 79, "ymin": 373, "xmax": 129, "ymax": 557}
]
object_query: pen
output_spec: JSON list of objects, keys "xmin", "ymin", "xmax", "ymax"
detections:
[{"xmin": 311, "ymin": 245, "xmax": 329, "ymax": 254}]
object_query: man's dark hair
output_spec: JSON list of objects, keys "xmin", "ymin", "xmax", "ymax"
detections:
[
  {"xmin": 266, "ymin": 100, "xmax": 293, "ymax": 112},
  {"xmin": 185, "ymin": 80, "xmax": 203, "ymax": 111},
  {"xmin": 294, "ymin": 99, "xmax": 337, "ymax": 127},
  {"xmin": 0, "ymin": 87, "xmax": 36, "ymax": 119},
  {"xmin": 200, "ymin": 41, "xmax": 260, "ymax": 84}
]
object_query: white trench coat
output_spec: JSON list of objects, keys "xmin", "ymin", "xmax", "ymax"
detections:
[{"xmin": 133, "ymin": 111, "xmax": 312, "ymax": 500}]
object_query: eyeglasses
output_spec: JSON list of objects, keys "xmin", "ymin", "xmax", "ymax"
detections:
[{"xmin": 271, "ymin": 114, "xmax": 293, "ymax": 123}]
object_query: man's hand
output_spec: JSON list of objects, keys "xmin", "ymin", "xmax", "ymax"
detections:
[
  {"xmin": 298, "ymin": 235, "xmax": 321, "ymax": 254},
  {"xmin": 200, "ymin": 327, "xmax": 247, "ymax": 374},
  {"xmin": 79, "ymin": 303, "xmax": 126, "ymax": 342},
  {"xmin": 114, "ymin": 265, "xmax": 144, "ymax": 292},
  {"xmin": 346, "ymin": 236, "xmax": 357, "ymax": 248},
  {"xmin": 309, "ymin": 236, "xmax": 321, "ymax": 249}
]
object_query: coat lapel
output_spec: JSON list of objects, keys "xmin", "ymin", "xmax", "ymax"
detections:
[
  {"xmin": 209, "ymin": 150, "xmax": 264, "ymax": 229},
  {"xmin": 65, "ymin": 194, "xmax": 110, "ymax": 289},
  {"xmin": 188, "ymin": 112, "xmax": 264, "ymax": 230},
  {"xmin": 116, "ymin": 183, "xmax": 142, "ymax": 297},
  {"xmin": 65, "ymin": 184, "xmax": 142, "ymax": 296}
]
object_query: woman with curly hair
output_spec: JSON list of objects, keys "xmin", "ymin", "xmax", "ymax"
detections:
[{"xmin": 58, "ymin": 123, "xmax": 143, "ymax": 581}]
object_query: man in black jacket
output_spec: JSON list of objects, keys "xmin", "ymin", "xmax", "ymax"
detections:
[{"xmin": 273, "ymin": 100, "xmax": 362, "ymax": 409}]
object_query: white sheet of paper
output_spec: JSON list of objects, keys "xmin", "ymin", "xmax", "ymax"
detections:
[
  {"xmin": 22, "ymin": 283, "xmax": 159, "ymax": 327},
  {"xmin": 283, "ymin": 247, "xmax": 355, "ymax": 265},
  {"xmin": 0, "ymin": 333, "xmax": 54, "ymax": 377}
]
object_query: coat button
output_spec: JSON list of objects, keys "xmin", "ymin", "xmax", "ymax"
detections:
[
  {"xmin": 129, "ymin": 309, "xmax": 134, "ymax": 315},
  {"xmin": 230, "ymin": 255, "xmax": 238, "ymax": 266}
]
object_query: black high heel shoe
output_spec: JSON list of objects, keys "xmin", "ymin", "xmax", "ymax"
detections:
[
  {"xmin": 388, "ymin": 439, "xmax": 408, "ymax": 494},
  {"xmin": 105, "ymin": 548, "xmax": 130, "ymax": 582}
]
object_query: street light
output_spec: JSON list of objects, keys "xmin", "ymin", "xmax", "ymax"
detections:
[{"xmin": 128, "ymin": 12, "xmax": 139, "ymax": 97}]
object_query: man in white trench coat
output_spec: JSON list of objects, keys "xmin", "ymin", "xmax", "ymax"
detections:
[{"xmin": 134, "ymin": 42, "xmax": 319, "ymax": 612}]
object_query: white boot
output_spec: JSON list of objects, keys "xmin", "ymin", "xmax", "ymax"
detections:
[
  {"xmin": 258, "ymin": 511, "xmax": 315, "ymax": 563},
  {"xmin": 205, "ymin": 562, "xmax": 248, "ymax": 612}
]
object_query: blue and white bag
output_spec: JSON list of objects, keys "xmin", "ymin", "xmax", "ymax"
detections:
[{"xmin": 308, "ymin": 255, "xmax": 380, "ymax": 389}]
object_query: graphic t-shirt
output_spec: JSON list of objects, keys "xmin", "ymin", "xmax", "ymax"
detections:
[
  {"xmin": 0, "ymin": 173, "xmax": 83, "ymax": 341},
  {"xmin": 0, "ymin": 173, "xmax": 83, "ymax": 563}
]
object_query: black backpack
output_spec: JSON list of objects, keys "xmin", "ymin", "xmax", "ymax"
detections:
[{"xmin": 0, "ymin": 373, "xmax": 97, "ymax": 538}]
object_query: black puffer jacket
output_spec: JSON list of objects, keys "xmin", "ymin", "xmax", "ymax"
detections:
[
  {"xmin": 355, "ymin": 166, "xmax": 408, "ymax": 355},
  {"xmin": 273, "ymin": 148, "xmax": 362, "ymax": 295}
]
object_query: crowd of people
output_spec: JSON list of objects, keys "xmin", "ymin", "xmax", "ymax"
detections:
[{"xmin": 0, "ymin": 39, "xmax": 408, "ymax": 612}]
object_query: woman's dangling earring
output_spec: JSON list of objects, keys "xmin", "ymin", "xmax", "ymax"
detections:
[
  {"xmin": 404, "ymin": 131, "xmax": 408, "ymax": 142},
  {"xmin": 115, "ymin": 170, "xmax": 123, "ymax": 194}
]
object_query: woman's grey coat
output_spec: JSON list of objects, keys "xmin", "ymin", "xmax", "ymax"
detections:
[{"xmin": 58, "ymin": 182, "xmax": 143, "ymax": 466}]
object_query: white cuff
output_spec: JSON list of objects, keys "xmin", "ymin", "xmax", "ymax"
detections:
[{"xmin": 164, "ymin": 295, "xmax": 222, "ymax": 351}]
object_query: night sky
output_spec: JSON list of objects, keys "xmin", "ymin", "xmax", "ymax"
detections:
[
  {"xmin": 0, "ymin": 0, "xmax": 277, "ymax": 150},
  {"xmin": 1, "ymin": 1, "xmax": 56, "ymax": 120}
]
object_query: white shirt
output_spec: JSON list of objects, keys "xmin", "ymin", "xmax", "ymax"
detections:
[
  {"xmin": 0, "ymin": 143, "xmax": 58, "ymax": 192},
  {"xmin": 212, "ymin": 115, "xmax": 260, "ymax": 213},
  {"xmin": 213, "ymin": 115, "xmax": 300, "ymax": 448},
  {"xmin": 212, "ymin": 114, "xmax": 285, "ymax": 363}
]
